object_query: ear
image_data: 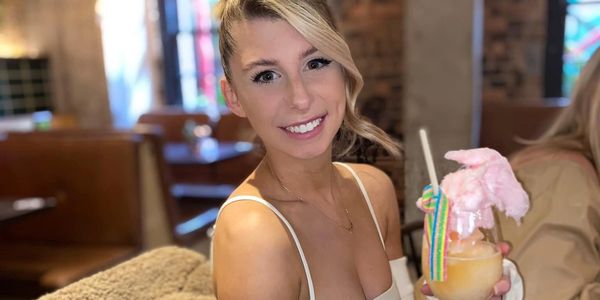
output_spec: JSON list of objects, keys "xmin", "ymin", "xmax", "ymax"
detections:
[{"xmin": 221, "ymin": 77, "xmax": 247, "ymax": 117}]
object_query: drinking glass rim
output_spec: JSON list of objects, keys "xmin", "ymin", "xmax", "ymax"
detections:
[{"xmin": 444, "ymin": 241, "xmax": 501, "ymax": 261}]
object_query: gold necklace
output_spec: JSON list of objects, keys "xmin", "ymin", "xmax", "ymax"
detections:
[{"xmin": 265, "ymin": 159, "xmax": 353, "ymax": 233}]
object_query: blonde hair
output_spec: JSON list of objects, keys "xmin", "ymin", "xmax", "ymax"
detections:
[
  {"xmin": 215, "ymin": 0, "xmax": 402, "ymax": 158},
  {"xmin": 531, "ymin": 47, "xmax": 600, "ymax": 177}
]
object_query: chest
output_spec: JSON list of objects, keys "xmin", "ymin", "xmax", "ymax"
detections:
[{"xmin": 276, "ymin": 197, "xmax": 393, "ymax": 299}]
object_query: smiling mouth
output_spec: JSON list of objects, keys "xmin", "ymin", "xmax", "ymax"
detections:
[{"xmin": 283, "ymin": 115, "xmax": 325, "ymax": 134}]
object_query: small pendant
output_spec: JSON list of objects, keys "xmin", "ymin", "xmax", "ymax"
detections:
[
  {"xmin": 344, "ymin": 208, "xmax": 353, "ymax": 232},
  {"xmin": 346, "ymin": 221, "xmax": 353, "ymax": 232}
]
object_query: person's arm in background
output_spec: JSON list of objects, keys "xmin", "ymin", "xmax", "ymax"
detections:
[{"xmin": 500, "ymin": 156, "xmax": 600, "ymax": 300}]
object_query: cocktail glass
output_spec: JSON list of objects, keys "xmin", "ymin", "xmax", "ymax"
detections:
[{"xmin": 421, "ymin": 218, "xmax": 502, "ymax": 300}]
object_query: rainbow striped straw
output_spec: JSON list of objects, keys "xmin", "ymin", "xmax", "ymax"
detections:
[
  {"xmin": 420, "ymin": 184, "xmax": 450, "ymax": 281},
  {"xmin": 418, "ymin": 128, "xmax": 450, "ymax": 282}
]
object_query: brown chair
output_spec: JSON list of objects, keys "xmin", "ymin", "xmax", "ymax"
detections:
[
  {"xmin": 132, "ymin": 125, "xmax": 231, "ymax": 244},
  {"xmin": 137, "ymin": 109, "xmax": 212, "ymax": 142},
  {"xmin": 213, "ymin": 113, "xmax": 255, "ymax": 142},
  {"xmin": 138, "ymin": 111, "xmax": 260, "ymax": 186},
  {"xmin": 479, "ymin": 101, "xmax": 564, "ymax": 157},
  {"xmin": 6, "ymin": 129, "xmax": 224, "ymax": 244},
  {"xmin": 401, "ymin": 220, "xmax": 424, "ymax": 278},
  {"xmin": 210, "ymin": 113, "xmax": 261, "ymax": 185},
  {"xmin": 0, "ymin": 132, "xmax": 146, "ymax": 297}
]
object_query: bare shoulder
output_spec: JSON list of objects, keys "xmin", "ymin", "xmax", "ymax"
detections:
[
  {"xmin": 214, "ymin": 198, "xmax": 291, "ymax": 251},
  {"xmin": 340, "ymin": 162, "xmax": 403, "ymax": 257},
  {"xmin": 213, "ymin": 195, "xmax": 301, "ymax": 299},
  {"xmin": 339, "ymin": 162, "xmax": 396, "ymax": 205},
  {"xmin": 337, "ymin": 163, "xmax": 398, "ymax": 223}
]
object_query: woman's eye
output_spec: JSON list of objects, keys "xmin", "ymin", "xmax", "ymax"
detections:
[
  {"xmin": 252, "ymin": 71, "xmax": 279, "ymax": 84},
  {"xmin": 307, "ymin": 58, "xmax": 332, "ymax": 70}
]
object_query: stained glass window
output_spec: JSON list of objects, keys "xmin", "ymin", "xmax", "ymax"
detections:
[
  {"xmin": 563, "ymin": 0, "xmax": 600, "ymax": 96},
  {"xmin": 159, "ymin": 0, "xmax": 225, "ymax": 117}
]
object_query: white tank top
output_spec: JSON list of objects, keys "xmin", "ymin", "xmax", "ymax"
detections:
[{"xmin": 212, "ymin": 162, "xmax": 402, "ymax": 300}]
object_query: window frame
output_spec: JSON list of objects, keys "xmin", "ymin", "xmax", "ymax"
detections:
[{"xmin": 544, "ymin": 0, "xmax": 568, "ymax": 98}]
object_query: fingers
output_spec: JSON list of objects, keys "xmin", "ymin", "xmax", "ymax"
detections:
[
  {"xmin": 489, "ymin": 274, "xmax": 511, "ymax": 299},
  {"xmin": 496, "ymin": 242, "xmax": 512, "ymax": 299},
  {"xmin": 420, "ymin": 280, "xmax": 433, "ymax": 296},
  {"xmin": 498, "ymin": 242, "xmax": 511, "ymax": 256}
]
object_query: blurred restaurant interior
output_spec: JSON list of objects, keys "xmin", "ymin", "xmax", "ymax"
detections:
[{"xmin": 0, "ymin": 0, "xmax": 598, "ymax": 298}]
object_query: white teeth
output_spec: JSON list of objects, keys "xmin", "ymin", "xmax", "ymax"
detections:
[{"xmin": 286, "ymin": 117, "xmax": 322, "ymax": 134}]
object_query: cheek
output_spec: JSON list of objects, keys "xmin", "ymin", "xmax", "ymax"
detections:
[
  {"xmin": 237, "ymin": 92, "xmax": 280, "ymax": 129},
  {"xmin": 243, "ymin": 103, "xmax": 273, "ymax": 125},
  {"xmin": 323, "ymin": 75, "xmax": 347, "ymax": 112},
  {"xmin": 309, "ymin": 69, "xmax": 346, "ymax": 100}
]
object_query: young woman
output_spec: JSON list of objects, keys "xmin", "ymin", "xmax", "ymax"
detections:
[
  {"xmin": 499, "ymin": 47, "xmax": 600, "ymax": 300},
  {"xmin": 211, "ymin": 1, "xmax": 514, "ymax": 299}
]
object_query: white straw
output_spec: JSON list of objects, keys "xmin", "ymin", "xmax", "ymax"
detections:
[{"xmin": 419, "ymin": 128, "xmax": 439, "ymax": 195}]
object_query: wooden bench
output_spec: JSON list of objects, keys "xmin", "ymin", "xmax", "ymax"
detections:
[{"xmin": 0, "ymin": 132, "xmax": 144, "ymax": 297}]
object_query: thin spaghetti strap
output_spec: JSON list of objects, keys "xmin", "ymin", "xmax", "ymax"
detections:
[
  {"xmin": 334, "ymin": 162, "xmax": 386, "ymax": 249},
  {"xmin": 211, "ymin": 195, "xmax": 315, "ymax": 300}
]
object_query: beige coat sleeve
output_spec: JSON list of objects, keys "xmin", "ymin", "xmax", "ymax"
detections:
[{"xmin": 499, "ymin": 158, "xmax": 600, "ymax": 300}]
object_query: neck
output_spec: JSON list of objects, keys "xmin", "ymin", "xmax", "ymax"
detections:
[
  {"xmin": 262, "ymin": 151, "xmax": 337, "ymax": 203},
  {"xmin": 261, "ymin": 151, "xmax": 353, "ymax": 232}
]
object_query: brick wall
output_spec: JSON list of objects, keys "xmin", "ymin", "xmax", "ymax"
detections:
[
  {"xmin": 483, "ymin": 0, "xmax": 547, "ymax": 104},
  {"xmin": 328, "ymin": 0, "xmax": 405, "ymax": 139},
  {"xmin": 330, "ymin": 0, "xmax": 549, "ymax": 117},
  {"xmin": 327, "ymin": 0, "xmax": 406, "ymax": 216}
]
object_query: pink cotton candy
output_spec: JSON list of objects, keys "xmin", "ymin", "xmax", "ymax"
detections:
[{"xmin": 441, "ymin": 148, "xmax": 529, "ymax": 238}]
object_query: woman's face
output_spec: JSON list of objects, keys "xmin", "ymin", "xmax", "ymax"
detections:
[{"xmin": 221, "ymin": 18, "xmax": 346, "ymax": 160}]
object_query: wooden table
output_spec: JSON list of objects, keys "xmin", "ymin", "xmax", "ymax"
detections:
[
  {"xmin": 164, "ymin": 139, "xmax": 259, "ymax": 185},
  {"xmin": 164, "ymin": 140, "xmax": 254, "ymax": 165},
  {"xmin": 163, "ymin": 140, "xmax": 257, "ymax": 237}
]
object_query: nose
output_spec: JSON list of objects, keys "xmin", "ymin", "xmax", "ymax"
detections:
[{"xmin": 286, "ymin": 75, "xmax": 312, "ymax": 112}]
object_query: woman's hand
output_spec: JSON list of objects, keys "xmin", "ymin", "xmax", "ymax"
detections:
[{"xmin": 420, "ymin": 242, "xmax": 512, "ymax": 299}]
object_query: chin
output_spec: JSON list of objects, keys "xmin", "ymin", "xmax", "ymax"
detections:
[{"xmin": 289, "ymin": 142, "xmax": 333, "ymax": 160}]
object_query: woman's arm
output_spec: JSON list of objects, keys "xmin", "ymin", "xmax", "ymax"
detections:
[
  {"xmin": 213, "ymin": 201, "xmax": 302, "ymax": 300},
  {"xmin": 348, "ymin": 163, "xmax": 403, "ymax": 258},
  {"xmin": 351, "ymin": 164, "xmax": 414, "ymax": 299}
]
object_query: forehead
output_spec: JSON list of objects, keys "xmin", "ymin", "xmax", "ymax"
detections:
[{"xmin": 229, "ymin": 18, "xmax": 314, "ymax": 63}]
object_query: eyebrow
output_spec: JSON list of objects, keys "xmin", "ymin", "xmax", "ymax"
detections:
[
  {"xmin": 241, "ymin": 47, "xmax": 320, "ymax": 72},
  {"xmin": 242, "ymin": 59, "xmax": 277, "ymax": 72},
  {"xmin": 300, "ymin": 47, "xmax": 318, "ymax": 59}
]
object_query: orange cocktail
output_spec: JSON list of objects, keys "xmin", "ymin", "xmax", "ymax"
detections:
[{"xmin": 422, "ymin": 238, "xmax": 502, "ymax": 300}]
